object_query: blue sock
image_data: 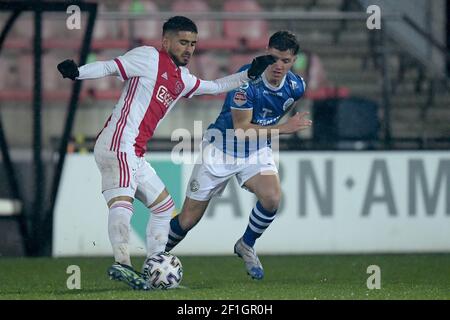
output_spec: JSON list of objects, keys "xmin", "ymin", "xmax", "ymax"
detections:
[
  {"xmin": 165, "ymin": 215, "xmax": 188, "ymax": 252},
  {"xmin": 243, "ymin": 201, "xmax": 277, "ymax": 247}
]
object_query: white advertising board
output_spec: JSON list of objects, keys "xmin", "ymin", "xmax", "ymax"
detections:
[{"xmin": 53, "ymin": 152, "xmax": 450, "ymax": 256}]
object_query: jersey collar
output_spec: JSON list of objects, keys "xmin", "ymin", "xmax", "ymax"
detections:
[
  {"xmin": 159, "ymin": 48, "xmax": 179, "ymax": 71},
  {"xmin": 262, "ymin": 71, "xmax": 286, "ymax": 91}
]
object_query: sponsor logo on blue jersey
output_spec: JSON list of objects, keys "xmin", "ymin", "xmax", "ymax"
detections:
[{"xmin": 206, "ymin": 66, "xmax": 306, "ymax": 157}]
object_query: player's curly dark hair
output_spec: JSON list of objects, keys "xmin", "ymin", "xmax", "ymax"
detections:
[
  {"xmin": 163, "ymin": 16, "xmax": 198, "ymax": 35},
  {"xmin": 268, "ymin": 31, "xmax": 300, "ymax": 55}
]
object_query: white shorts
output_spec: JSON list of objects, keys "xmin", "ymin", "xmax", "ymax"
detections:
[
  {"xmin": 93, "ymin": 136, "xmax": 165, "ymax": 206},
  {"xmin": 186, "ymin": 142, "xmax": 278, "ymax": 201}
]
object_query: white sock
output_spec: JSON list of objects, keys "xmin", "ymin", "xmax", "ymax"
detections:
[
  {"xmin": 108, "ymin": 201, "xmax": 133, "ymax": 266},
  {"xmin": 147, "ymin": 195, "xmax": 175, "ymax": 256}
]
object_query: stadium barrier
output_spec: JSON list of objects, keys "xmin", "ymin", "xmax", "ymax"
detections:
[{"xmin": 53, "ymin": 151, "xmax": 450, "ymax": 256}]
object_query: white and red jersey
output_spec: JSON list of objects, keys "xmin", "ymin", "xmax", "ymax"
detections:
[{"xmin": 77, "ymin": 46, "xmax": 249, "ymax": 157}]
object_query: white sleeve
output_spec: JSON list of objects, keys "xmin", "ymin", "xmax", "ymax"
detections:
[
  {"xmin": 184, "ymin": 70, "xmax": 250, "ymax": 98},
  {"xmin": 112, "ymin": 46, "xmax": 154, "ymax": 80},
  {"xmin": 76, "ymin": 60, "xmax": 119, "ymax": 80}
]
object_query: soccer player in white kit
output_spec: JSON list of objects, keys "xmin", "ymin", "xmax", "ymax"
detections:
[{"xmin": 57, "ymin": 16, "xmax": 275, "ymax": 290}]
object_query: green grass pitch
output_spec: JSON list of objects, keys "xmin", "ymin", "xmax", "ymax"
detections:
[{"xmin": 0, "ymin": 254, "xmax": 449, "ymax": 299}]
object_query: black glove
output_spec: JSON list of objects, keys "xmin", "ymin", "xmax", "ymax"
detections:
[
  {"xmin": 247, "ymin": 55, "xmax": 277, "ymax": 80},
  {"xmin": 57, "ymin": 59, "xmax": 79, "ymax": 80}
]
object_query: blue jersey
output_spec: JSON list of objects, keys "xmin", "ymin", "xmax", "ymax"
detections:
[{"xmin": 204, "ymin": 65, "xmax": 306, "ymax": 157}]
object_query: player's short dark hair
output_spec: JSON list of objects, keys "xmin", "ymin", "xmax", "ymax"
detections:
[
  {"xmin": 268, "ymin": 31, "xmax": 300, "ymax": 55},
  {"xmin": 163, "ymin": 16, "xmax": 198, "ymax": 35}
]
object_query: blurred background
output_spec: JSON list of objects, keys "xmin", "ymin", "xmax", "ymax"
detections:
[{"xmin": 0, "ymin": 0, "xmax": 449, "ymax": 258}]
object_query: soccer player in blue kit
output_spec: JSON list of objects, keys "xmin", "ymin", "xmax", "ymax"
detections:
[{"xmin": 165, "ymin": 31, "xmax": 312, "ymax": 280}]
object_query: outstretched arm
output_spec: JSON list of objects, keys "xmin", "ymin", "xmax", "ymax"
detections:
[
  {"xmin": 57, "ymin": 59, "xmax": 119, "ymax": 80},
  {"xmin": 57, "ymin": 46, "xmax": 155, "ymax": 81},
  {"xmin": 77, "ymin": 60, "xmax": 119, "ymax": 79},
  {"xmin": 186, "ymin": 55, "xmax": 276, "ymax": 97},
  {"xmin": 193, "ymin": 70, "xmax": 250, "ymax": 96}
]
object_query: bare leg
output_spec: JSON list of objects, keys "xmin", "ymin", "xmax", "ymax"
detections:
[
  {"xmin": 165, "ymin": 196, "xmax": 210, "ymax": 251},
  {"xmin": 241, "ymin": 170, "xmax": 281, "ymax": 246},
  {"xmin": 243, "ymin": 171, "xmax": 281, "ymax": 213}
]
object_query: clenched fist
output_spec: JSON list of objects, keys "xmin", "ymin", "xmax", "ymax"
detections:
[{"xmin": 57, "ymin": 59, "xmax": 79, "ymax": 80}]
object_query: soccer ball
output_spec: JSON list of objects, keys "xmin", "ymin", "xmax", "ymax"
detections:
[{"xmin": 142, "ymin": 252, "xmax": 183, "ymax": 289}]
